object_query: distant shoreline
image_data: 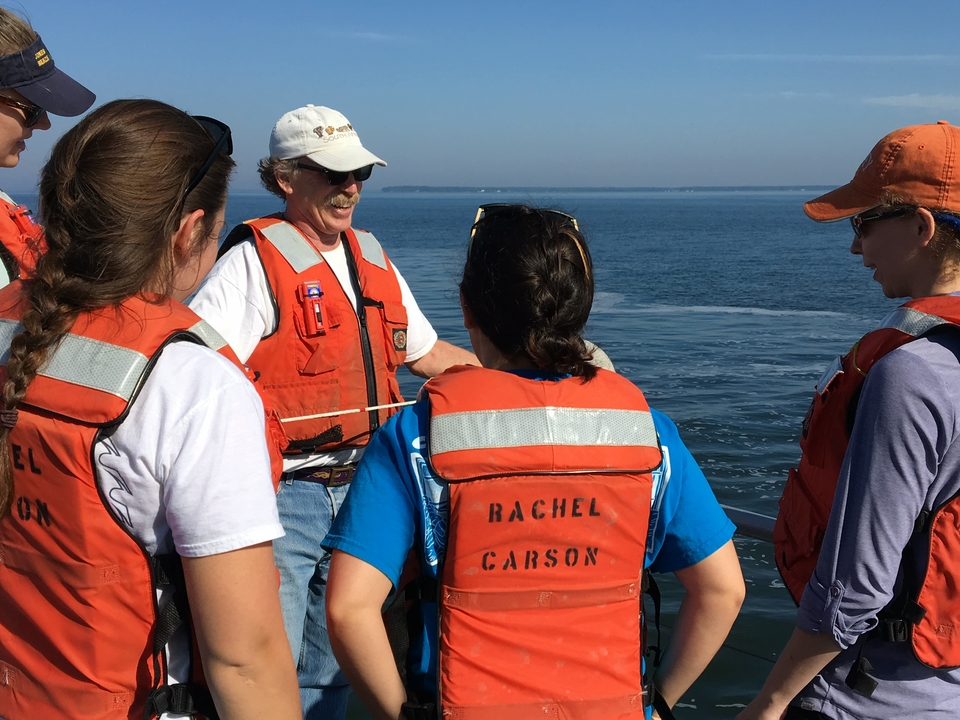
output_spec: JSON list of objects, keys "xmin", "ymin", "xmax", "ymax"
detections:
[{"xmin": 380, "ymin": 185, "xmax": 834, "ymax": 193}]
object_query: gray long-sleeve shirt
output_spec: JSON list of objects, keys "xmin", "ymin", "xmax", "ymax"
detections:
[{"xmin": 794, "ymin": 328, "xmax": 960, "ymax": 719}]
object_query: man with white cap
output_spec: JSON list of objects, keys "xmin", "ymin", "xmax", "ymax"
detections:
[{"xmin": 190, "ymin": 104, "xmax": 476, "ymax": 719}]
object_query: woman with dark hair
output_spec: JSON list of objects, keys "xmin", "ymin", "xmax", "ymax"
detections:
[
  {"xmin": 741, "ymin": 123, "xmax": 960, "ymax": 720},
  {"xmin": 0, "ymin": 99, "xmax": 300, "ymax": 720},
  {"xmin": 0, "ymin": 7, "xmax": 94, "ymax": 286},
  {"xmin": 325, "ymin": 204, "xmax": 744, "ymax": 720}
]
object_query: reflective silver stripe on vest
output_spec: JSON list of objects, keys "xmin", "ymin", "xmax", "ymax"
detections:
[
  {"xmin": 259, "ymin": 222, "xmax": 323, "ymax": 274},
  {"xmin": 877, "ymin": 307, "xmax": 949, "ymax": 337},
  {"xmin": 354, "ymin": 230, "xmax": 388, "ymax": 271},
  {"xmin": 431, "ymin": 406, "xmax": 658, "ymax": 456},
  {"xmin": 188, "ymin": 320, "xmax": 228, "ymax": 351},
  {"xmin": 0, "ymin": 318, "xmax": 148, "ymax": 400},
  {"xmin": 0, "ymin": 189, "xmax": 15, "ymax": 206}
]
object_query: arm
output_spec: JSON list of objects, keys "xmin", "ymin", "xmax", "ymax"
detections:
[
  {"xmin": 736, "ymin": 629, "xmax": 841, "ymax": 720},
  {"xmin": 182, "ymin": 542, "xmax": 301, "ymax": 720},
  {"xmin": 406, "ymin": 338, "xmax": 479, "ymax": 378},
  {"xmin": 326, "ymin": 550, "xmax": 406, "ymax": 720},
  {"xmin": 654, "ymin": 539, "xmax": 745, "ymax": 707}
]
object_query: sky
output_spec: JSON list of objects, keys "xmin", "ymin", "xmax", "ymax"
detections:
[{"xmin": 4, "ymin": 0, "xmax": 960, "ymax": 192}]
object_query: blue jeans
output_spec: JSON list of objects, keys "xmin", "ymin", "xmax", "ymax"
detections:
[{"xmin": 274, "ymin": 478, "xmax": 351, "ymax": 720}]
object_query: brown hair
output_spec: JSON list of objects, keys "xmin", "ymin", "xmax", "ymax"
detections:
[
  {"xmin": 0, "ymin": 98, "xmax": 234, "ymax": 517},
  {"xmin": 0, "ymin": 8, "xmax": 37, "ymax": 60},
  {"xmin": 460, "ymin": 204, "xmax": 597, "ymax": 380},
  {"xmin": 258, "ymin": 156, "xmax": 300, "ymax": 199},
  {"xmin": 875, "ymin": 193, "xmax": 960, "ymax": 263}
]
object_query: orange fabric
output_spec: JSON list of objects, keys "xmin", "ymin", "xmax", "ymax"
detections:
[
  {"xmin": 0, "ymin": 286, "xmax": 249, "ymax": 719},
  {"xmin": 915, "ymin": 496, "xmax": 960, "ymax": 668},
  {"xmin": 0, "ymin": 194, "xmax": 44, "ymax": 281},
  {"xmin": 804, "ymin": 121, "xmax": 960, "ymax": 221},
  {"xmin": 425, "ymin": 367, "xmax": 660, "ymax": 718},
  {"xmin": 774, "ymin": 295, "xmax": 960, "ymax": 668},
  {"xmin": 244, "ymin": 216, "xmax": 407, "ymax": 454}
]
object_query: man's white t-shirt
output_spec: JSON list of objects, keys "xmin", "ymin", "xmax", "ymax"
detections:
[{"xmin": 189, "ymin": 234, "xmax": 439, "ymax": 472}]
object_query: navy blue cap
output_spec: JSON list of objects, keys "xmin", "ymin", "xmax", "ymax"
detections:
[{"xmin": 0, "ymin": 36, "xmax": 94, "ymax": 117}]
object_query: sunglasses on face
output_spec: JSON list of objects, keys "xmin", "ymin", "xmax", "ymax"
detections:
[
  {"xmin": 0, "ymin": 94, "xmax": 45, "ymax": 128},
  {"xmin": 182, "ymin": 115, "xmax": 233, "ymax": 201},
  {"xmin": 850, "ymin": 207, "xmax": 914, "ymax": 238},
  {"xmin": 296, "ymin": 162, "xmax": 374, "ymax": 185}
]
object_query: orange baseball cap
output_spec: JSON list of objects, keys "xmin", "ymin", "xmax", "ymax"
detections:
[{"xmin": 804, "ymin": 121, "xmax": 960, "ymax": 222}]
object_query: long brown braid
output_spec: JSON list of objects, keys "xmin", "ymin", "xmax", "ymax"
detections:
[{"xmin": 0, "ymin": 98, "xmax": 234, "ymax": 517}]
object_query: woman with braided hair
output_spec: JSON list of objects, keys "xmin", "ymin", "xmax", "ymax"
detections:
[
  {"xmin": 0, "ymin": 99, "xmax": 300, "ymax": 720},
  {"xmin": 325, "ymin": 204, "xmax": 744, "ymax": 720},
  {"xmin": 0, "ymin": 7, "xmax": 94, "ymax": 286}
]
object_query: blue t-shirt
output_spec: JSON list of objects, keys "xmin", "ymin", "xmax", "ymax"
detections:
[{"xmin": 324, "ymin": 376, "xmax": 734, "ymax": 700}]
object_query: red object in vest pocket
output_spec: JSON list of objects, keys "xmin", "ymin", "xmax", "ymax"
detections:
[{"xmin": 297, "ymin": 281, "xmax": 326, "ymax": 336}]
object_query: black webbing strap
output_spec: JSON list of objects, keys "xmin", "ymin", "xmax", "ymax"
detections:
[
  {"xmin": 152, "ymin": 554, "xmax": 191, "ymax": 655},
  {"xmin": 146, "ymin": 555, "xmax": 220, "ymax": 719},
  {"xmin": 384, "ymin": 587, "xmax": 411, "ymax": 687},
  {"xmin": 401, "ymin": 700, "xmax": 437, "ymax": 720},
  {"xmin": 652, "ymin": 686, "xmax": 679, "ymax": 720},
  {"xmin": 145, "ymin": 683, "xmax": 218, "ymax": 719},
  {"xmin": 844, "ymin": 655, "xmax": 879, "ymax": 698},
  {"xmin": 643, "ymin": 570, "xmax": 664, "ymax": 667}
]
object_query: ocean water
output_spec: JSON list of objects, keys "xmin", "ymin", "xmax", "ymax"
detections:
[{"xmin": 221, "ymin": 189, "xmax": 896, "ymax": 719}]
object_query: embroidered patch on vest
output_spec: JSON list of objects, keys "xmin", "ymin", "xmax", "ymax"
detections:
[{"xmin": 393, "ymin": 328, "xmax": 407, "ymax": 351}]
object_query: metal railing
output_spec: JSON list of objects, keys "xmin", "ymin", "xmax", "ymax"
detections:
[{"xmin": 721, "ymin": 504, "xmax": 776, "ymax": 543}]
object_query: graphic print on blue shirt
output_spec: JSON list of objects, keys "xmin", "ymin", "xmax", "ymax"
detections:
[{"xmin": 409, "ymin": 435, "xmax": 446, "ymax": 577}]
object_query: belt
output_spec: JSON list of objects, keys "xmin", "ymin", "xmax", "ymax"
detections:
[{"xmin": 284, "ymin": 465, "xmax": 355, "ymax": 487}]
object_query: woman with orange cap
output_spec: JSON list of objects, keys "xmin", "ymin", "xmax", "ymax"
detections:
[{"xmin": 741, "ymin": 122, "xmax": 960, "ymax": 719}]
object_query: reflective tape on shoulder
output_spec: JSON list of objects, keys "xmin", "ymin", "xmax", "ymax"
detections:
[
  {"xmin": 877, "ymin": 307, "xmax": 949, "ymax": 336},
  {"xmin": 188, "ymin": 320, "xmax": 228, "ymax": 351},
  {"xmin": 354, "ymin": 230, "xmax": 387, "ymax": 271},
  {"xmin": 260, "ymin": 222, "xmax": 323, "ymax": 273},
  {"xmin": 0, "ymin": 318, "xmax": 149, "ymax": 400},
  {"xmin": 430, "ymin": 406, "xmax": 659, "ymax": 456}
]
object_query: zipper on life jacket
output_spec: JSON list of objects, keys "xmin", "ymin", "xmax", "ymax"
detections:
[{"xmin": 342, "ymin": 237, "xmax": 381, "ymax": 434}]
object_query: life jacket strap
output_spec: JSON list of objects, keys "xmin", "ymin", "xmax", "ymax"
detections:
[
  {"xmin": 145, "ymin": 682, "xmax": 218, "ymax": 719},
  {"xmin": 401, "ymin": 699, "xmax": 437, "ymax": 720},
  {"xmin": 651, "ymin": 686, "xmax": 678, "ymax": 720},
  {"xmin": 844, "ymin": 655, "xmax": 879, "ymax": 698}
]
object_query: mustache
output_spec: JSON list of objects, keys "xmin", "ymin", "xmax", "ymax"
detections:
[{"xmin": 326, "ymin": 191, "xmax": 361, "ymax": 209}]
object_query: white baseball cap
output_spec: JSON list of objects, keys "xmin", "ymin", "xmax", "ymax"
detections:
[{"xmin": 269, "ymin": 104, "xmax": 386, "ymax": 171}]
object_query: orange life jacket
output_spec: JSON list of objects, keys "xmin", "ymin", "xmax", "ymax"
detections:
[
  {"xmin": 422, "ymin": 365, "xmax": 663, "ymax": 720},
  {"xmin": 227, "ymin": 216, "xmax": 408, "ymax": 455},
  {"xmin": 774, "ymin": 295, "xmax": 960, "ymax": 669},
  {"xmin": 0, "ymin": 190, "xmax": 44, "ymax": 285},
  {"xmin": 0, "ymin": 287, "xmax": 261, "ymax": 719}
]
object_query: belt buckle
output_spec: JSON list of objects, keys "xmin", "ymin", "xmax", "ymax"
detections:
[{"xmin": 327, "ymin": 466, "xmax": 354, "ymax": 487}]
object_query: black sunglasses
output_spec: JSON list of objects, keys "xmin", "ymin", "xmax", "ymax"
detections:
[
  {"xmin": 296, "ymin": 162, "xmax": 374, "ymax": 185},
  {"xmin": 850, "ymin": 207, "xmax": 914, "ymax": 238},
  {"xmin": 0, "ymin": 94, "xmax": 45, "ymax": 128},
  {"xmin": 183, "ymin": 115, "xmax": 233, "ymax": 201}
]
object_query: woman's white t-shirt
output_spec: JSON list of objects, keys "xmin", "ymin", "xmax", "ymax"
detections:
[{"xmin": 93, "ymin": 340, "xmax": 283, "ymax": 698}]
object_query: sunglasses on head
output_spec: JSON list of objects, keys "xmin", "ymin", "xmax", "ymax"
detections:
[
  {"xmin": 0, "ymin": 94, "xmax": 45, "ymax": 128},
  {"xmin": 296, "ymin": 162, "xmax": 374, "ymax": 185},
  {"xmin": 182, "ymin": 115, "xmax": 233, "ymax": 201},
  {"xmin": 469, "ymin": 204, "xmax": 589, "ymax": 279},
  {"xmin": 471, "ymin": 204, "xmax": 580, "ymax": 237},
  {"xmin": 849, "ymin": 207, "xmax": 914, "ymax": 238}
]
